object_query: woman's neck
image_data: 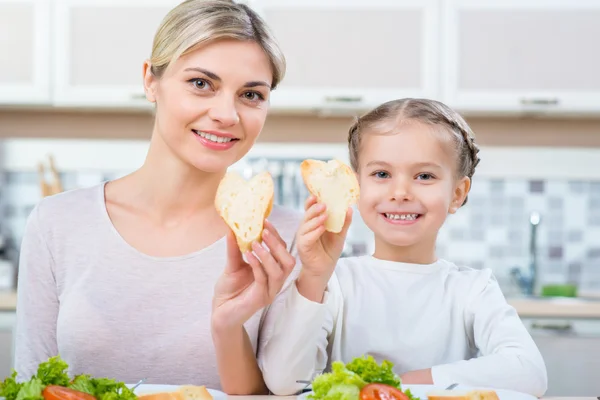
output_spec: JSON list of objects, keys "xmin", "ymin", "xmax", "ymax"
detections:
[{"xmin": 121, "ymin": 134, "xmax": 226, "ymax": 225}]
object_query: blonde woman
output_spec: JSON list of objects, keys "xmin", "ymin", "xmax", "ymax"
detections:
[{"xmin": 15, "ymin": 0, "xmax": 299, "ymax": 394}]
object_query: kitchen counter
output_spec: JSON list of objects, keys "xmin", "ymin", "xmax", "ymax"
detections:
[
  {"xmin": 0, "ymin": 290, "xmax": 17, "ymax": 311},
  {"xmin": 507, "ymin": 296, "xmax": 600, "ymax": 319},
  {"xmin": 1, "ymin": 290, "xmax": 600, "ymax": 319},
  {"xmin": 228, "ymin": 396, "xmax": 593, "ymax": 400}
]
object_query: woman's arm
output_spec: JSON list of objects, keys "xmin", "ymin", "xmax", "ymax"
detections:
[
  {"xmin": 211, "ymin": 223, "xmax": 297, "ymax": 394},
  {"xmin": 14, "ymin": 205, "xmax": 59, "ymax": 380}
]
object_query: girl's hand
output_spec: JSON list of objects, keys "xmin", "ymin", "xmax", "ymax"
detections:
[
  {"xmin": 212, "ymin": 220, "xmax": 296, "ymax": 331},
  {"xmin": 295, "ymin": 195, "xmax": 352, "ymax": 302}
]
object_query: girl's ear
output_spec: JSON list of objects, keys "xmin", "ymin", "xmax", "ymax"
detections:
[{"xmin": 449, "ymin": 176, "xmax": 471, "ymax": 214}]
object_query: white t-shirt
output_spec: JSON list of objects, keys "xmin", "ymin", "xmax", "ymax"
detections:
[
  {"xmin": 15, "ymin": 183, "xmax": 302, "ymax": 389},
  {"xmin": 258, "ymin": 255, "xmax": 548, "ymax": 397}
]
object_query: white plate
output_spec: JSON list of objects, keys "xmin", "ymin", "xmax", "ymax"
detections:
[
  {"xmin": 127, "ymin": 384, "xmax": 227, "ymax": 399},
  {"xmin": 299, "ymin": 384, "xmax": 537, "ymax": 400}
]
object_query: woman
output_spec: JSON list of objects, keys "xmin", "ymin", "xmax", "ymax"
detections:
[{"xmin": 14, "ymin": 0, "xmax": 300, "ymax": 395}]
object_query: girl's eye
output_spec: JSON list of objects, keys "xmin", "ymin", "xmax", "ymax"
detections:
[
  {"xmin": 373, "ymin": 171, "xmax": 390, "ymax": 179},
  {"xmin": 243, "ymin": 91, "xmax": 265, "ymax": 102},
  {"xmin": 417, "ymin": 173, "xmax": 434, "ymax": 180},
  {"xmin": 190, "ymin": 78, "xmax": 209, "ymax": 90}
]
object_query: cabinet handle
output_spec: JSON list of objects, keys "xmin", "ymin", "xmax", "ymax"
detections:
[
  {"xmin": 131, "ymin": 93, "xmax": 147, "ymax": 100},
  {"xmin": 324, "ymin": 96, "xmax": 363, "ymax": 104},
  {"xmin": 520, "ymin": 97, "xmax": 560, "ymax": 106},
  {"xmin": 531, "ymin": 321, "xmax": 572, "ymax": 331}
]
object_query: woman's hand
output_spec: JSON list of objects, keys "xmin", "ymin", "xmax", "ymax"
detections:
[
  {"xmin": 212, "ymin": 220, "xmax": 296, "ymax": 330},
  {"xmin": 295, "ymin": 195, "xmax": 352, "ymax": 302}
]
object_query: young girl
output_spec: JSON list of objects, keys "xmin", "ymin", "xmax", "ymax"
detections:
[{"xmin": 257, "ymin": 98, "xmax": 548, "ymax": 397}]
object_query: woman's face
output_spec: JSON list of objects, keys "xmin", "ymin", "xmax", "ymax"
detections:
[{"xmin": 143, "ymin": 39, "xmax": 273, "ymax": 173}]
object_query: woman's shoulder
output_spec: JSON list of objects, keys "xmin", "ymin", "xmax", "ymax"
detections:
[{"xmin": 26, "ymin": 183, "xmax": 105, "ymax": 234}]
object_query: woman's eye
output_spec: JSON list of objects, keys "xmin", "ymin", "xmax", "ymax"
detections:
[
  {"xmin": 243, "ymin": 91, "xmax": 265, "ymax": 102},
  {"xmin": 190, "ymin": 78, "xmax": 209, "ymax": 90}
]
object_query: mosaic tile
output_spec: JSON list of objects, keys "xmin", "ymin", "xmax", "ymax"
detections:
[{"xmin": 529, "ymin": 180, "xmax": 545, "ymax": 193}]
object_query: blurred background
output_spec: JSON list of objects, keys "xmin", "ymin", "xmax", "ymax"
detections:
[{"xmin": 1, "ymin": 0, "xmax": 600, "ymax": 396}]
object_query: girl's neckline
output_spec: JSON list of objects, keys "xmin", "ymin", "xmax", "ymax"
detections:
[
  {"xmin": 97, "ymin": 181, "xmax": 227, "ymax": 263},
  {"xmin": 362, "ymin": 254, "xmax": 445, "ymax": 274}
]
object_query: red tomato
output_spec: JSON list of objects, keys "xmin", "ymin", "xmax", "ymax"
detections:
[
  {"xmin": 360, "ymin": 383, "xmax": 410, "ymax": 400},
  {"xmin": 42, "ymin": 386, "xmax": 96, "ymax": 400}
]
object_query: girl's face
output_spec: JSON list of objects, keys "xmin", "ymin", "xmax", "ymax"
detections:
[
  {"xmin": 143, "ymin": 39, "xmax": 273, "ymax": 173},
  {"xmin": 356, "ymin": 120, "xmax": 470, "ymax": 263}
]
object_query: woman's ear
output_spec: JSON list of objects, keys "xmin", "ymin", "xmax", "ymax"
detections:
[
  {"xmin": 142, "ymin": 60, "xmax": 158, "ymax": 103},
  {"xmin": 449, "ymin": 176, "xmax": 471, "ymax": 214}
]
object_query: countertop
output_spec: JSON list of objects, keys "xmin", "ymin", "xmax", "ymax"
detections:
[
  {"xmin": 0, "ymin": 290, "xmax": 16, "ymax": 311},
  {"xmin": 506, "ymin": 296, "xmax": 600, "ymax": 318},
  {"xmin": 229, "ymin": 396, "xmax": 592, "ymax": 400},
  {"xmin": 2, "ymin": 289, "xmax": 600, "ymax": 319}
]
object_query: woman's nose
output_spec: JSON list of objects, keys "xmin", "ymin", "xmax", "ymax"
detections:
[{"xmin": 207, "ymin": 94, "xmax": 239, "ymax": 127}]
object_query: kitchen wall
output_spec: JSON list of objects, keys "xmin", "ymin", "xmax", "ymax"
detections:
[{"xmin": 0, "ymin": 130, "xmax": 599, "ymax": 298}]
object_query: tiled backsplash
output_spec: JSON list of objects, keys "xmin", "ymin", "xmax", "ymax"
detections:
[
  {"xmin": 1, "ymin": 161, "xmax": 599, "ymax": 296},
  {"xmin": 435, "ymin": 178, "xmax": 600, "ymax": 296}
]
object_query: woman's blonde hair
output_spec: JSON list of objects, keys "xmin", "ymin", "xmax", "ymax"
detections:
[
  {"xmin": 150, "ymin": 0, "xmax": 286, "ymax": 89},
  {"xmin": 348, "ymin": 98, "xmax": 481, "ymax": 206}
]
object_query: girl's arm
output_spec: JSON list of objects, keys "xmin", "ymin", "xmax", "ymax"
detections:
[
  {"xmin": 429, "ymin": 271, "xmax": 548, "ymax": 397},
  {"xmin": 14, "ymin": 205, "xmax": 60, "ymax": 380}
]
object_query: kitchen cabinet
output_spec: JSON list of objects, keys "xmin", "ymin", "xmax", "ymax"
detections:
[
  {"xmin": 442, "ymin": 0, "xmax": 600, "ymax": 115},
  {"xmin": 251, "ymin": 0, "xmax": 441, "ymax": 112},
  {"xmin": 522, "ymin": 318, "xmax": 600, "ymax": 396},
  {"xmin": 52, "ymin": 0, "xmax": 180, "ymax": 108},
  {"xmin": 0, "ymin": 312, "xmax": 16, "ymax": 379},
  {"xmin": 0, "ymin": 0, "xmax": 51, "ymax": 105}
]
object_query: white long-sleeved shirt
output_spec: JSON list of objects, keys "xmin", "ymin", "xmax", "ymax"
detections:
[{"xmin": 258, "ymin": 256, "xmax": 548, "ymax": 397}]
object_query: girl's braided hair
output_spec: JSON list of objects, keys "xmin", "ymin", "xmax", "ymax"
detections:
[{"xmin": 348, "ymin": 98, "xmax": 481, "ymax": 206}]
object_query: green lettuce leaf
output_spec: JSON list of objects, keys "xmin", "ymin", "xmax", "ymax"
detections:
[
  {"xmin": 309, "ymin": 361, "xmax": 366, "ymax": 400},
  {"xmin": 15, "ymin": 378, "xmax": 44, "ymax": 400},
  {"xmin": 0, "ymin": 370, "xmax": 24, "ymax": 400},
  {"xmin": 346, "ymin": 356, "xmax": 401, "ymax": 387},
  {"xmin": 35, "ymin": 356, "xmax": 70, "ymax": 387}
]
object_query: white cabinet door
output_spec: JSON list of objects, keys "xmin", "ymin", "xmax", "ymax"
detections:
[
  {"xmin": 0, "ymin": 0, "xmax": 50, "ymax": 105},
  {"xmin": 53, "ymin": 0, "xmax": 179, "ymax": 108},
  {"xmin": 523, "ymin": 318, "xmax": 600, "ymax": 396},
  {"xmin": 443, "ymin": 0, "xmax": 600, "ymax": 115},
  {"xmin": 0, "ymin": 312, "xmax": 16, "ymax": 378},
  {"xmin": 252, "ymin": 0, "xmax": 441, "ymax": 113}
]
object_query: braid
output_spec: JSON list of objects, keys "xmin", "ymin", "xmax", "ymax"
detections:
[{"xmin": 447, "ymin": 117, "xmax": 481, "ymax": 179}]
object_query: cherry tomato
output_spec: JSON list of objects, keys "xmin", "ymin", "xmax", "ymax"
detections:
[
  {"xmin": 42, "ymin": 385, "xmax": 96, "ymax": 400},
  {"xmin": 360, "ymin": 383, "xmax": 410, "ymax": 400}
]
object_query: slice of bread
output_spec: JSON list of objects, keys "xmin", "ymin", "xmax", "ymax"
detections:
[
  {"xmin": 178, "ymin": 385, "xmax": 213, "ymax": 400},
  {"xmin": 215, "ymin": 170, "xmax": 274, "ymax": 253},
  {"xmin": 138, "ymin": 385, "xmax": 213, "ymax": 400},
  {"xmin": 300, "ymin": 159, "xmax": 360, "ymax": 233},
  {"xmin": 138, "ymin": 392, "xmax": 183, "ymax": 400},
  {"xmin": 427, "ymin": 389, "xmax": 500, "ymax": 400}
]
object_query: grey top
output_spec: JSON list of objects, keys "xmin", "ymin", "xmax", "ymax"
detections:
[{"xmin": 14, "ymin": 182, "xmax": 302, "ymax": 389}]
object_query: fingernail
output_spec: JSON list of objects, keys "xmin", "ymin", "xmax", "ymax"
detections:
[{"xmin": 263, "ymin": 229, "xmax": 270, "ymax": 237}]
